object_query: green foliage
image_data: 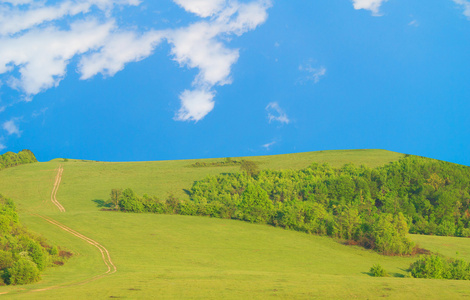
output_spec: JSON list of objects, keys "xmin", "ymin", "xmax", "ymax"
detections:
[
  {"xmin": 372, "ymin": 213, "xmax": 414, "ymax": 255},
  {"xmin": 4, "ymin": 259, "xmax": 41, "ymax": 285},
  {"xmin": 370, "ymin": 264, "xmax": 389, "ymax": 277},
  {"xmin": 240, "ymin": 160, "xmax": 259, "ymax": 177},
  {"xmin": 110, "ymin": 155, "xmax": 470, "ymax": 256},
  {"xmin": 0, "ymin": 150, "xmax": 37, "ymax": 171},
  {"xmin": 0, "ymin": 194, "xmax": 70, "ymax": 285},
  {"xmin": 109, "ymin": 188, "xmax": 122, "ymax": 210},
  {"xmin": 119, "ymin": 188, "xmax": 144, "ymax": 213},
  {"xmin": 409, "ymin": 255, "xmax": 470, "ymax": 280},
  {"xmin": 238, "ymin": 184, "xmax": 273, "ymax": 223},
  {"xmin": 28, "ymin": 241, "xmax": 47, "ymax": 271},
  {"xmin": 190, "ymin": 158, "xmax": 241, "ymax": 168}
]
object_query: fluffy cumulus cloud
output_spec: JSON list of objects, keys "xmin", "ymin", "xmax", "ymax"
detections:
[
  {"xmin": 170, "ymin": 0, "xmax": 272, "ymax": 121},
  {"xmin": 454, "ymin": 0, "xmax": 470, "ymax": 18},
  {"xmin": 352, "ymin": 0, "xmax": 388, "ymax": 16},
  {"xmin": 0, "ymin": 0, "xmax": 272, "ymax": 122},
  {"xmin": 0, "ymin": 0, "xmax": 157, "ymax": 98},
  {"xmin": 3, "ymin": 119, "xmax": 21, "ymax": 136},
  {"xmin": 266, "ymin": 102, "xmax": 290, "ymax": 125}
]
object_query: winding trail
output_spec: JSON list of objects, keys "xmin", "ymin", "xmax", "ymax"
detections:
[
  {"xmin": 1, "ymin": 165, "xmax": 117, "ymax": 296},
  {"xmin": 51, "ymin": 165, "xmax": 66, "ymax": 212},
  {"xmin": 35, "ymin": 214, "xmax": 117, "ymax": 276}
]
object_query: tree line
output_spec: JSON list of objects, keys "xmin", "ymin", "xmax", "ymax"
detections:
[{"xmin": 106, "ymin": 155, "xmax": 470, "ymax": 256}]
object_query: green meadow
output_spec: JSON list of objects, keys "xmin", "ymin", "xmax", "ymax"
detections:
[{"xmin": 0, "ymin": 149, "xmax": 469, "ymax": 299}]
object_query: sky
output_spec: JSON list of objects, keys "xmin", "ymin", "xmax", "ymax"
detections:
[{"xmin": 0, "ymin": 0, "xmax": 470, "ymax": 165}]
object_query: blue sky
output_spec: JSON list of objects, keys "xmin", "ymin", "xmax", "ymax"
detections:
[{"xmin": 0, "ymin": 0, "xmax": 470, "ymax": 165}]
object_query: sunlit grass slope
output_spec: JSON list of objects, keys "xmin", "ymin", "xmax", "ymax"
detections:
[{"xmin": 0, "ymin": 149, "xmax": 469, "ymax": 298}]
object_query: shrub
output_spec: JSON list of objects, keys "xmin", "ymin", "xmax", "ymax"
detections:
[
  {"xmin": 28, "ymin": 241, "xmax": 47, "ymax": 271},
  {"xmin": 119, "ymin": 188, "xmax": 144, "ymax": 213},
  {"xmin": 238, "ymin": 184, "xmax": 273, "ymax": 223},
  {"xmin": 407, "ymin": 255, "xmax": 470, "ymax": 280},
  {"xmin": 0, "ymin": 250, "xmax": 14, "ymax": 270},
  {"xmin": 372, "ymin": 213, "xmax": 414, "ymax": 255},
  {"xmin": 4, "ymin": 259, "xmax": 41, "ymax": 285},
  {"xmin": 370, "ymin": 264, "xmax": 388, "ymax": 277}
]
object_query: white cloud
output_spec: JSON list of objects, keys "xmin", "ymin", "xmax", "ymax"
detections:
[
  {"xmin": 3, "ymin": 119, "xmax": 21, "ymax": 136},
  {"xmin": 0, "ymin": 106, "xmax": 5, "ymax": 113},
  {"xmin": 0, "ymin": 0, "xmax": 140, "ymax": 36},
  {"xmin": 408, "ymin": 20, "xmax": 419, "ymax": 27},
  {"xmin": 262, "ymin": 141, "xmax": 276, "ymax": 150},
  {"xmin": 79, "ymin": 30, "xmax": 163, "ymax": 79},
  {"xmin": 175, "ymin": 89, "xmax": 215, "ymax": 122},
  {"xmin": 299, "ymin": 63, "xmax": 326, "ymax": 84},
  {"xmin": 352, "ymin": 0, "xmax": 387, "ymax": 16},
  {"xmin": 454, "ymin": 0, "xmax": 470, "ymax": 18},
  {"xmin": 169, "ymin": 0, "xmax": 272, "ymax": 121},
  {"xmin": 266, "ymin": 102, "xmax": 289, "ymax": 125},
  {"xmin": 0, "ymin": 142, "xmax": 5, "ymax": 151},
  {"xmin": 0, "ymin": 19, "xmax": 115, "ymax": 95},
  {"xmin": 173, "ymin": 0, "xmax": 226, "ymax": 18},
  {"xmin": 0, "ymin": 0, "xmax": 148, "ymax": 96},
  {"xmin": 0, "ymin": 0, "xmax": 272, "ymax": 123}
]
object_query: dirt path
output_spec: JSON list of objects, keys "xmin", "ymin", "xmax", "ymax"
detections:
[
  {"xmin": 0, "ymin": 164, "xmax": 117, "ymax": 296},
  {"xmin": 50, "ymin": 165, "xmax": 66, "ymax": 212},
  {"xmin": 35, "ymin": 215, "xmax": 117, "ymax": 275}
]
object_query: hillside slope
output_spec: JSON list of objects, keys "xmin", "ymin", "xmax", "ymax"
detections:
[{"xmin": 0, "ymin": 149, "xmax": 469, "ymax": 298}]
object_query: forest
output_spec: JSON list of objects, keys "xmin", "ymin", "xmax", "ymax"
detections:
[{"xmin": 112, "ymin": 155, "xmax": 470, "ymax": 257}]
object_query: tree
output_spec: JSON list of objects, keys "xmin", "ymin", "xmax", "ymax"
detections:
[
  {"xmin": 372, "ymin": 213, "xmax": 414, "ymax": 255},
  {"xmin": 109, "ymin": 189, "xmax": 122, "ymax": 210},
  {"xmin": 240, "ymin": 160, "xmax": 259, "ymax": 177},
  {"xmin": 238, "ymin": 184, "xmax": 273, "ymax": 223},
  {"xmin": 4, "ymin": 259, "xmax": 41, "ymax": 285},
  {"xmin": 119, "ymin": 188, "xmax": 144, "ymax": 213}
]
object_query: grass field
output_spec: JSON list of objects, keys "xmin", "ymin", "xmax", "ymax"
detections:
[{"xmin": 0, "ymin": 149, "xmax": 469, "ymax": 299}]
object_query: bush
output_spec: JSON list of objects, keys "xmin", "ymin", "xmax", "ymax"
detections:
[
  {"xmin": 238, "ymin": 184, "xmax": 273, "ymax": 223},
  {"xmin": 372, "ymin": 213, "xmax": 414, "ymax": 255},
  {"xmin": 409, "ymin": 255, "xmax": 470, "ymax": 280},
  {"xmin": 119, "ymin": 188, "xmax": 144, "ymax": 213},
  {"xmin": 4, "ymin": 259, "xmax": 41, "ymax": 285},
  {"xmin": 0, "ymin": 250, "xmax": 14, "ymax": 270},
  {"xmin": 370, "ymin": 264, "xmax": 388, "ymax": 277},
  {"xmin": 28, "ymin": 241, "xmax": 47, "ymax": 271}
]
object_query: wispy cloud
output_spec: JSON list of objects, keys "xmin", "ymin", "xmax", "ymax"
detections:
[
  {"xmin": 408, "ymin": 20, "xmax": 419, "ymax": 27},
  {"xmin": 266, "ymin": 102, "xmax": 290, "ymax": 125},
  {"xmin": 0, "ymin": 106, "xmax": 5, "ymax": 113},
  {"xmin": 454, "ymin": 0, "xmax": 470, "ymax": 19},
  {"xmin": 262, "ymin": 140, "xmax": 276, "ymax": 150},
  {"xmin": 352, "ymin": 0, "xmax": 388, "ymax": 16},
  {"xmin": 3, "ymin": 119, "xmax": 21, "ymax": 136},
  {"xmin": 298, "ymin": 62, "xmax": 326, "ymax": 84},
  {"xmin": 32, "ymin": 107, "xmax": 48, "ymax": 118}
]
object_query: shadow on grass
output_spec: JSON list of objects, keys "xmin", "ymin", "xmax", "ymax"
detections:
[
  {"xmin": 362, "ymin": 271, "xmax": 405, "ymax": 278},
  {"xmin": 92, "ymin": 199, "xmax": 112, "ymax": 208}
]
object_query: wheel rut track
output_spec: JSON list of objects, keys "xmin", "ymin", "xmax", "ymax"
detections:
[
  {"xmin": 1, "ymin": 164, "xmax": 118, "ymax": 296},
  {"xmin": 51, "ymin": 165, "xmax": 65, "ymax": 212}
]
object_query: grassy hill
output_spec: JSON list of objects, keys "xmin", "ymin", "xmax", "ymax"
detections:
[{"xmin": 0, "ymin": 149, "xmax": 469, "ymax": 298}]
